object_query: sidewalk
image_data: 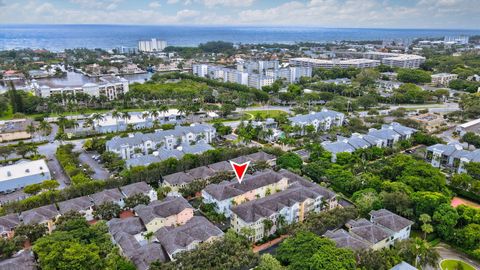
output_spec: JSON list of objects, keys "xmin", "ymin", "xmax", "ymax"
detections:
[{"xmin": 252, "ymin": 235, "xmax": 288, "ymax": 253}]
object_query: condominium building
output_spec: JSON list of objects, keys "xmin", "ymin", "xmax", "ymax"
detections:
[
  {"xmin": 105, "ymin": 124, "xmax": 216, "ymax": 160},
  {"xmin": 425, "ymin": 143, "xmax": 480, "ymax": 173},
  {"xmin": 431, "ymin": 73, "xmax": 458, "ymax": 86},
  {"xmin": 202, "ymin": 170, "xmax": 290, "ymax": 217},
  {"xmin": 34, "ymin": 76, "xmax": 129, "ymax": 100},
  {"xmin": 322, "ymin": 122, "xmax": 417, "ymax": 161},
  {"xmin": 0, "ymin": 160, "xmax": 51, "ymax": 194},
  {"xmin": 138, "ymin": 38, "xmax": 167, "ymax": 52},
  {"xmin": 248, "ymin": 74, "xmax": 276, "ymax": 89},
  {"xmin": 231, "ymin": 174, "xmax": 337, "ymax": 242},
  {"xmin": 277, "ymin": 66, "xmax": 312, "ymax": 83},
  {"xmin": 289, "ymin": 58, "xmax": 380, "ymax": 69},
  {"xmin": 362, "ymin": 52, "xmax": 426, "ymax": 68},
  {"xmin": 288, "ymin": 109, "xmax": 345, "ymax": 135}
]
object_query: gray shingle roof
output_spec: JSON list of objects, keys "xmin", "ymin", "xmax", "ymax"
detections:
[
  {"xmin": 289, "ymin": 109, "xmax": 344, "ymax": 123},
  {"xmin": 231, "ymin": 182, "xmax": 324, "ymax": 223},
  {"xmin": 163, "ymin": 172, "xmax": 195, "ymax": 186},
  {"xmin": 207, "ymin": 161, "xmax": 232, "ymax": 172},
  {"xmin": 155, "ymin": 216, "xmax": 223, "ymax": 256},
  {"xmin": 203, "ymin": 170, "xmax": 286, "ymax": 201},
  {"xmin": 107, "ymin": 217, "xmax": 145, "ymax": 236},
  {"xmin": 129, "ymin": 243, "xmax": 168, "ymax": 270},
  {"xmin": 186, "ymin": 166, "xmax": 215, "ymax": 180},
  {"xmin": 278, "ymin": 169, "xmax": 336, "ymax": 200},
  {"xmin": 390, "ymin": 261, "xmax": 418, "ymax": 270},
  {"xmin": 244, "ymin": 151, "xmax": 276, "ymax": 162},
  {"xmin": 324, "ymin": 229, "xmax": 371, "ymax": 251},
  {"xmin": 134, "ymin": 196, "xmax": 193, "ymax": 224},
  {"xmin": 346, "ymin": 218, "xmax": 392, "ymax": 244},
  {"xmin": 180, "ymin": 142, "xmax": 214, "ymax": 155},
  {"xmin": 90, "ymin": 188, "xmax": 124, "ymax": 206},
  {"xmin": 20, "ymin": 204, "xmax": 58, "ymax": 225},
  {"xmin": 0, "ymin": 214, "xmax": 20, "ymax": 233},
  {"xmin": 57, "ymin": 196, "xmax": 93, "ymax": 214},
  {"xmin": 322, "ymin": 141, "xmax": 356, "ymax": 154},
  {"xmin": 113, "ymin": 231, "xmax": 142, "ymax": 257},
  {"xmin": 369, "ymin": 209, "xmax": 413, "ymax": 233},
  {"xmin": 120, "ymin": 182, "xmax": 153, "ymax": 198},
  {"xmin": 0, "ymin": 251, "xmax": 37, "ymax": 270}
]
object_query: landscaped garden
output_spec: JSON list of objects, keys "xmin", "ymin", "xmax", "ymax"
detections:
[{"xmin": 440, "ymin": 259, "xmax": 476, "ymax": 270}]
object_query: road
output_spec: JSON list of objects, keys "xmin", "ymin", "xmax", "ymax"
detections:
[
  {"xmin": 387, "ymin": 102, "xmax": 460, "ymax": 113},
  {"xmin": 424, "ymin": 243, "xmax": 480, "ymax": 270}
]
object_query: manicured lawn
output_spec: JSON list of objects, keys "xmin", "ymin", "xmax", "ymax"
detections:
[
  {"xmin": 242, "ymin": 110, "xmax": 289, "ymax": 120},
  {"xmin": 440, "ymin": 259, "xmax": 476, "ymax": 270}
]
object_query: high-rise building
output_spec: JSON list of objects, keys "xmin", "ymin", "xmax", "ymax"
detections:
[{"xmin": 138, "ymin": 38, "xmax": 167, "ymax": 52}]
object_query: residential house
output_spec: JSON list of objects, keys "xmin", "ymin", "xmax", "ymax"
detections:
[
  {"xmin": 129, "ymin": 243, "xmax": 168, "ymax": 270},
  {"xmin": 20, "ymin": 204, "xmax": 59, "ymax": 232},
  {"xmin": 57, "ymin": 196, "xmax": 95, "ymax": 221},
  {"xmin": 186, "ymin": 166, "xmax": 216, "ymax": 180},
  {"xmin": 134, "ymin": 196, "xmax": 194, "ymax": 233},
  {"xmin": 345, "ymin": 218, "xmax": 393, "ymax": 250},
  {"xmin": 90, "ymin": 188, "xmax": 125, "ymax": 208},
  {"xmin": 425, "ymin": 143, "xmax": 480, "ymax": 173},
  {"xmin": 0, "ymin": 214, "xmax": 20, "ymax": 238},
  {"xmin": 120, "ymin": 182, "xmax": 157, "ymax": 202},
  {"xmin": 208, "ymin": 161, "xmax": 232, "ymax": 173},
  {"xmin": 156, "ymin": 216, "xmax": 224, "ymax": 261},
  {"xmin": 390, "ymin": 261, "xmax": 418, "ymax": 270},
  {"xmin": 108, "ymin": 217, "xmax": 146, "ymax": 248},
  {"xmin": 323, "ymin": 229, "xmax": 371, "ymax": 251},
  {"xmin": 370, "ymin": 209, "xmax": 413, "ymax": 243},
  {"xmin": 202, "ymin": 170, "xmax": 290, "ymax": 217}
]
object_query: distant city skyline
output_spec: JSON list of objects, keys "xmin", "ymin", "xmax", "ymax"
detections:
[{"xmin": 0, "ymin": 0, "xmax": 479, "ymax": 29}]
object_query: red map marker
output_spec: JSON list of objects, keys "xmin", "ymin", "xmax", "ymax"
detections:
[{"xmin": 230, "ymin": 160, "xmax": 250, "ymax": 183}]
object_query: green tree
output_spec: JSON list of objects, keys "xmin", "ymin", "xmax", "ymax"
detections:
[
  {"xmin": 397, "ymin": 69, "xmax": 432, "ymax": 84},
  {"xmin": 419, "ymin": 214, "xmax": 433, "ymax": 239},
  {"xmin": 256, "ymin": 254, "xmax": 286, "ymax": 270},
  {"xmin": 276, "ymin": 153, "xmax": 303, "ymax": 170},
  {"xmin": 432, "ymin": 203, "xmax": 459, "ymax": 241},
  {"xmin": 93, "ymin": 202, "xmax": 121, "ymax": 220},
  {"xmin": 14, "ymin": 223, "xmax": 47, "ymax": 243},
  {"xmin": 398, "ymin": 238, "xmax": 440, "ymax": 269},
  {"xmin": 461, "ymin": 132, "xmax": 480, "ymax": 149},
  {"xmin": 351, "ymin": 188, "xmax": 383, "ymax": 216},
  {"xmin": 124, "ymin": 193, "xmax": 150, "ymax": 209}
]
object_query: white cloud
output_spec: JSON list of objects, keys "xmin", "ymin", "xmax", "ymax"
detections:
[
  {"xmin": 200, "ymin": 0, "xmax": 255, "ymax": 8},
  {"xmin": 148, "ymin": 1, "xmax": 161, "ymax": 8}
]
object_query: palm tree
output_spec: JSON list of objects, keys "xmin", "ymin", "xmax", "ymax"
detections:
[
  {"xmin": 38, "ymin": 120, "xmax": 52, "ymax": 140},
  {"xmin": 121, "ymin": 111, "xmax": 131, "ymax": 126},
  {"xmin": 262, "ymin": 219, "xmax": 274, "ymax": 238},
  {"xmin": 399, "ymin": 238, "xmax": 440, "ymax": 269},
  {"xmin": 26, "ymin": 123, "xmax": 36, "ymax": 141},
  {"xmin": 91, "ymin": 113, "xmax": 105, "ymax": 131},
  {"xmin": 85, "ymin": 118, "xmax": 95, "ymax": 131},
  {"xmin": 57, "ymin": 115, "xmax": 68, "ymax": 130},
  {"xmin": 112, "ymin": 110, "xmax": 121, "ymax": 133},
  {"xmin": 143, "ymin": 231, "xmax": 154, "ymax": 243}
]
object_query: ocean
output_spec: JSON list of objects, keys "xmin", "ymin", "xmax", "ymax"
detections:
[{"xmin": 0, "ymin": 24, "xmax": 479, "ymax": 51}]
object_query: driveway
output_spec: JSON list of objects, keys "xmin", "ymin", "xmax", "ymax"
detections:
[
  {"xmin": 78, "ymin": 150, "xmax": 111, "ymax": 180},
  {"xmin": 424, "ymin": 243, "xmax": 480, "ymax": 270},
  {"xmin": 38, "ymin": 141, "xmax": 70, "ymax": 188}
]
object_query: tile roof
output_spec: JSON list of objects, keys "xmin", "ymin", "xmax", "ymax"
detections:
[
  {"xmin": 0, "ymin": 214, "xmax": 20, "ymax": 233},
  {"xmin": 346, "ymin": 218, "xmax": 392, "ymax": 244},
  {"xmin": 163, "ymin": 172, "xmax": 195, "ymax": 186},
  {"xmin": 324, "ymin": 229, "xmax": 371, "ymax": 251},
  {"xmin": 156, "ymin": 216, "xmax": 223, "ymax": 256},
  {"xmin": 369, "ymin": 209, "xmax": 413, "ymax": 233},
  {"xmin": 203, "ymin": 170, "xmax": 286, "ymax": 201},
  {"xmin": 134, "ymin": 196, "xmax": 193, "ymax": 224},
  {"xmin": 90, "ymin": 188, "xmax": 124, "ymax": 206},
  {"xmin": 20, "ymin": 204, "xmax": 58, "ymax": 225},
  {"xmin": 120, "ymin": 182, "xmax": 153, "ymax": 198},
  {"xmin": 107, "ymin": 217, "xmax": 145, "ymax": 237},
  {"xmin": 57, "ymin": 196, "xmax": 93, "ymax": 214}
]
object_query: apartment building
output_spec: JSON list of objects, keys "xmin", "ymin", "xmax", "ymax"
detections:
[
  {"xmin": 289, "ymin": 58, "xmax": 380, "ymax": 69},
  {"xmin": 425, "ymin": 143, "xmax": 480, "ymax": 173},
  {"xmin": 431, "ymin": 73, "xmax": 458, "ymax": 86},
  {"xmin": 248, "ymin": 73, "xmax": 276, "ymax": 89},
  {"xmin": 105, "ymin": 124, "xmax": 216, "ymax": 160},
  {"xmin": 202, "ymin": 170, "xmax": 290, "ymax": 217},
  {"xmin": 138, "ymin": 38, "xmax": 167, "ymax": 52},
  {"xmin": 322, "ymin": 122, "xmax": 417, "ymax": 161},
  {"xmin": 231, "ymin": 176, "xmax": 337, "ymax": 242},
  {"xmin": 288, "ymin": 109, "xmax": 345, "ymax": 135},
  {"xmin": 362, "ymin": 52, "xmax": 426, "ymax": 68},
  {"xmin": 35, "ymin": 76, "xmax": 129, "ymax": 100},
  {"xmin": 277, "ymin": 66, "xmax": 313, "ymax": 83}
]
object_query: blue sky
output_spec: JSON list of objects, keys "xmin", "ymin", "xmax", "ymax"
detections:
[{"xmin": 0, "ymin": 0, "xmax": 479, "ymax": 29}]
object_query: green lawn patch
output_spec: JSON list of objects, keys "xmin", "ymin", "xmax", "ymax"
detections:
[
  {"xmin": 440, "ymin": 259, "xmax": 476, "ymax": 270},
  {"xmin": 241, "ymin": 110, "xmax": 288, "ymax": 119}
]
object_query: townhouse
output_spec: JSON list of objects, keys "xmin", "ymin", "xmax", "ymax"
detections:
[
  {"xmin": 89, "ymin": 188, "xmax": 125, "ymax": 208},
  {"xmin": 106, "ymin": 124, "xmax": 216, "ymax": 160},
  {"xmin": 0, "ymin": 214, "xmax": 20, "ymax": 238},
  {"xmin": 322, "ymin": 122, "xmax": 417, "ymax": 161},
  {"xmin": 19, "ymin": 204, "xmax": 60, "ymax": 233},
  {"xmin": 0, "ymin": 251, "xmax": 36, "ymax": 270},
  {"xmin": 425, "ymin": 143, "xmax": 480, "ymax": 173},
  {"xmin": 134, "ymin": 196, "xmax": 194, "ymax": 233},
  {"xmin": 120, "ymin": 181, "xmax": 158, "ymax": 202},
  {"xmin": 57, "ymin": 196, "xmax": 95, "ymax": 221},
  {"xmin": 289, "ymin": 58, "xmax": 380, "ymax": 69},
  {"xmin": 240, "ymin": 118, "xmax": 284, "ymax": 142},
  {"xmin": 202, "ymin": 170, "xmax": 290, "ymax": 217},
  {"xmin": 325, "ymin": 209, "xmax": 413, "ymax": 251},
  {"xmin": 156, "ymin": 216, "xmax": 224, "ymax": 261},
  {"xmin": 288, "ymin": 109, "xmax": 345, "ymax": 135}
]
